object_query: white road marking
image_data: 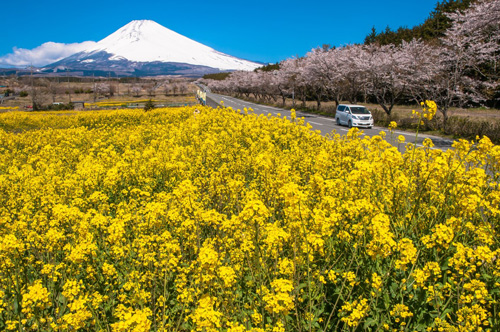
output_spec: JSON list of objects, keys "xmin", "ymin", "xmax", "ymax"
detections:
[{"xmin": 308, "ymin": 121, "xmax": 324, "ymax": 126}]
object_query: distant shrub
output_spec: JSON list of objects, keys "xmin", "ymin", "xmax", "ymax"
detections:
[
  {"xmin": 19, "ymin": 91, "xmax": 28, "ymax": 97},
  {"xmin": 74, "ymin": 88, "xmax": 91, "ymax": 94},
  {"xmin": 144, "ymin": 99, "xmax": 155, "ymax": 112},
  {"xmin": 44, "ymin": 102, "xmax": 75, "ymax": 111}
]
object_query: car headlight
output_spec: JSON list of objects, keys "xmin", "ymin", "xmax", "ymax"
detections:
[{"xmin": 352, "ymin": 115, "xmax": 360, "ymax": 120}]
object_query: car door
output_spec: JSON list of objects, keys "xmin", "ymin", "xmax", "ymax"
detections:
[
  {"xmin": 336, "ymin": 105, "xmax": 344, "ymax": 124},
  {"xmin": 343, "ymin": 106, "xmax": 350, "ymax": 124},
  {"xmin": 340, "ymin": 106, "xmax": 348, "ymax": 124}
]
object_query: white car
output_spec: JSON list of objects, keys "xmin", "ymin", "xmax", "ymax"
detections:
[{"xmin": 335, "ymin": 104, "xmax": 374, "ymax": 129}]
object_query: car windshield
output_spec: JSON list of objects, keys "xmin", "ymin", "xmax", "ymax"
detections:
[{"xmin": 350, "ymin": 107, "xmax": 370, "ymax": 114}]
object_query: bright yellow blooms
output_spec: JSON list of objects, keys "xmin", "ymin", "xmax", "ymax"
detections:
[
  {"xmin": 340, "ymin": 298, "xmax": 369, "ymax": 327},
  {"xmin": 0, "ymin": 104, "xmax": 499, "ymax": 331},
  {"xmin": 263, "ymin": 279, "xmax": 295, "ymax": 315},
  {"xmin": 389, "ymin": 121, "xmax": 397, "ymax": 130}
]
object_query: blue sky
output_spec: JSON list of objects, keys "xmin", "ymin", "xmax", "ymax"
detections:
[{"xmin": 1, "ymin": 0, "xmax": 439, "ymax": 67}]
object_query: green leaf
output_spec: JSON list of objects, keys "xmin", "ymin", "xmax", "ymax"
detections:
[
  {"xmin": 383, "ymin": 292, "xmax": 391, "ymax": 308},
  {"xmin": 13, "ymin": 297, "xmax": 19, "ymax": 314},
  {"xmin": 363, "ymin": 317, "xmax": 377, "ymax": 329}
]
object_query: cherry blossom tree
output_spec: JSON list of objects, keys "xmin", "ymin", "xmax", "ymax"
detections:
[
  {"xmin": 280, "ymin": 58, "xmax": 309, "ymax": 108},
  {"xmin": 303, "ymin": 48, "xmax": 342, "ymax": 109},
  {"xmin": 426, "ymin": 0, "xmax": 500, "ymax": 127},
  {"xmin": 449, "ymin": 0, "xmax": 500, "ymax": 44},
  {"xmin": 131, "ymin": 85, "xmax": 142, "ymax": 97},
  {"xmin": 95, "ymin": 83, "xmax": 110, "ymax": 97},
  {"xmin": 303, "ymin": 48, "xmax": 333, "ymax": 110},
  {"xmin": 163, "ymin": 83, "xmax": 172, "ymax": 96},
  {"xmin": 179, "ymin": 83, "xmax": 188, "ymax": 95},
  {"xmin": 335, "ymin": 44, "xmax": 370, "ymax": 105},
  {"xmin": 364, "ymin": 43, "xmax": 409, "ymax": 117}
]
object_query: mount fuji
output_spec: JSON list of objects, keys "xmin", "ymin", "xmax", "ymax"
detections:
[{"xmin": 44, "ymin": 20, "xmax": 262, "ymax": 76}]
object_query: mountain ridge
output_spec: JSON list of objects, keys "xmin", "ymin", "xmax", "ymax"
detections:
[{"xmin": 43, "ymin": 20, "xmax": 262, "ymax": 77}]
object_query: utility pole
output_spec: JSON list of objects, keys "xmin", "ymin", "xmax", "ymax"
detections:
[
  {"xmin": 67, "ymin": 69, "xmax": 71, "ymax": 103},
  {"xmin": 108, "ymin": 72, "xmax": 111, "ymax": 97},
  {"xmin": 30, "ymin": 63, "xmax": 35, "ymax": 110},
  {"xmin": 93, "ymin": 73, "xmax": 96, "ymax": 102}
]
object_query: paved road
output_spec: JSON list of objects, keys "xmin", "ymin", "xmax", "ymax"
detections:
[{"xmin": 204, "ymin": 90, "xmax": 454, "ymax": 152}]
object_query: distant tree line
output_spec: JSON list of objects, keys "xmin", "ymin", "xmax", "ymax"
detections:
[
  {"xmin": 364, "ymin": 0, "xmax": 476, "ymax": 45},
  {"xmin": 202, "ymin": 73, "xmax": 231, "ymax": 81},
  {"xmin": 202, "ymin": 64, "xmax": 281, "ymax": 81}
]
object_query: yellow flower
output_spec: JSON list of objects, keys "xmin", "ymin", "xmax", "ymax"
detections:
[
  {"xmin": 340, "ymin": 298, "xmax": 369, "ymax": 327},
  {"xmin": 218, "ymin": 265, "xmax": 237, "ymax": 287},
  {"xmin": 390, "ymin": 303, "xmax": 413, "ymax": 320},
  {"xmin": 342, "ymin": 271, "xmax": 357, "ymax": 287},
  {"xmin": 371, "ymin": 273, "xmax": 382, "ymax": 293},
  {"xmin": 22, "ymin": 280, "xmax": 51, "ymax": 315},
  {"xmin": 395, "ymin": 238, "xmax": 417, "ymax": 271},
  {"xmin": 251, "ymin": 310, "xmax": 262, "ymax": 325},
  {"xmin": 263, "ymin": 279, "xmax": 295, "ymax": 315},
  {"xmin": 421, "ymin": 223, "xmax": 454, "ymax": 250},
  {"xmin": 111, "ymin": 305, "xmax": 152, "ymax": 332},
  {"xmin": 189, "ymin": 295, "xmax": 222, "ymax": 332}
]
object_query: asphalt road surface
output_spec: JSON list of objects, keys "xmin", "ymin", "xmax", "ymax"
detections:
[{"xmin": 204, "ymin": 90, "xmax": 454, "ymax": 152}]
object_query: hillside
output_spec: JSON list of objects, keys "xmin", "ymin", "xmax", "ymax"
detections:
[{"xmin": 364, "ymin": 0, "xmax": 476, "ymax": 45}]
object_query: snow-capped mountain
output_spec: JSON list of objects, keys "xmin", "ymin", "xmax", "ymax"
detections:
[{"xmin": 44, "ymin": 20, "xmax": 262, "ymax": 76}]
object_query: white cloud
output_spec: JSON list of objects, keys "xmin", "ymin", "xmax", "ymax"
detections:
[{"xmin": 0, "ymin": 41, "xmax": 97, "ymax": 68}]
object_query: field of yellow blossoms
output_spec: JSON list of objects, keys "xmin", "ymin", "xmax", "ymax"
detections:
[{"xmin": 0, "ymin": 105, "xmax": 499, "ymax": 331}]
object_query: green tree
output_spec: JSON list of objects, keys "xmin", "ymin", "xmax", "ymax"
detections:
[
  {"xmin": 144, "ymin": 99, "xmax": 155, "ymax": 112},
  {"xmin": 364, "ymin": 26, "xmax": 377, "ymax": 44},
  {"xmin": 364, "ymin": 0, "xmax": 476, "ymax": 45},
  {"xmin": 255, "ymin": 62, "xmax": 280, "ymax": 72}
]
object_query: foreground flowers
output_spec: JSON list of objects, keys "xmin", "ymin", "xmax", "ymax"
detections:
[{"xmin": 0, "ymin": 106, "xmax": 499, "ymax": 331}]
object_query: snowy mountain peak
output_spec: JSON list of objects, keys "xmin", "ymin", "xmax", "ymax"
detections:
[
  {"xmin": 100, "ymin": 20, "xmax": 175, "ymax": 44},
  {"xmin": 79, "ymin": 20, "xmax": 261, "ymax": 71}
]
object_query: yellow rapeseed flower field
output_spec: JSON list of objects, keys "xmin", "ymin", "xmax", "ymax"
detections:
[{"xmin": 0, "ymin": 105, "xmax": 499, "ymax": 331}]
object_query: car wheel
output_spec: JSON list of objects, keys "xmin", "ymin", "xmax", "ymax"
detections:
[
  {"xmin": 336, "ymin": 117, "xmax": 341, "ymax": 125},
  {"xmin": 348, "ymin": 120, "xmax": 352, "ymax": 128}
]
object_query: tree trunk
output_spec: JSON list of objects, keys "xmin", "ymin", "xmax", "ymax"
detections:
[{"xmin": 442, "ymin": 107, "xmax": 449, "ymax": 133}]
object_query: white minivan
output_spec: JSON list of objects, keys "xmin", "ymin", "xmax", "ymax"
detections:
[{"xmin": 335, "ymin": 104, "xmax": 374, "ymax": 129}]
